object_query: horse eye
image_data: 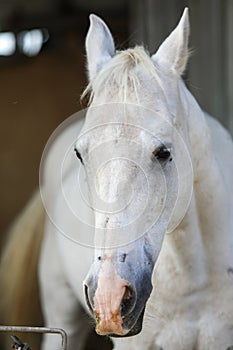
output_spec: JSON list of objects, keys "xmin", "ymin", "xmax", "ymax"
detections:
[
  {"xmin": 153, "ymin": 146, "xmax": 171, "ymax": 160},
  {"xmin": 74, "ymin": 148, "xmax": 83, "ymax": 164}
]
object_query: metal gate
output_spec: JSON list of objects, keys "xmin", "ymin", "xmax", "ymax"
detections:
[{"xmin": 0, "ymin": 325, "xmax": 67, "ymax": 350}]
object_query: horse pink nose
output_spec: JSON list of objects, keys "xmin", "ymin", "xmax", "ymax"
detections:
[
  {"xmin": 85, "ymin": 283, "xmax": 135, "ymax": 336},
  {"xmin": 84, "ymin": 260, "xmax": 136, "ymax": 335},
  {"xmin": 95, "ymin": 285, "xmax": 133, "ymax": 336}
]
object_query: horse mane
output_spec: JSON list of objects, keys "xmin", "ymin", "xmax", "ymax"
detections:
[{"xmin": 82, "ymin": 46, "xmax": 161, "ymax": 105}]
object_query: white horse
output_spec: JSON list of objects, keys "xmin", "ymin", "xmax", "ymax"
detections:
[{"xmin": 1, "ymin": 8, "xmax": 233, "ymax": 350}]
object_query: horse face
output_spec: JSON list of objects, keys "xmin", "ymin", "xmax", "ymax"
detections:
[
  {"xmin": 75, "ymin": 104, "xmax": 182, "ymax": 336},
  {"xmin": 78, "ymin": 9, "xmax": 192, "ymax": 337}
]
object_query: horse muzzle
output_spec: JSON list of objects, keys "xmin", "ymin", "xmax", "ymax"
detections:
[{"xmin": 83, "ymin": 253, "xmax": 153, "ymax": 337}]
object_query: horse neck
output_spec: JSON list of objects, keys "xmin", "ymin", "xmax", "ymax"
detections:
[
  {"xmin": 160, "ymin": 81, "xmax": 229, "ymax": 290},
  {"xmin": 185, "ymin": 85, "xmax": 232, "ymax": 271}
]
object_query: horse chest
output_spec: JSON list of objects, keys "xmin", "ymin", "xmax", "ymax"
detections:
[
  {"xmin": 116, "ymin": 287, "xmax": 233, "ymax": 350},
  {"xmin": 136, "ymin": 260, "xmax": 233, "ymax": 350}
]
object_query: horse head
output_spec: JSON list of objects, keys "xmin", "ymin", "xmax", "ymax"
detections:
[{"xmin": 76, "ymin": 8, "xmax": 193, "ymax": 337}]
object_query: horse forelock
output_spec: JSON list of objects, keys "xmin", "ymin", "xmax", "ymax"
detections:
[{"xmin": 81, "ymin": 46, "xmax": 160, "ymax": 105}]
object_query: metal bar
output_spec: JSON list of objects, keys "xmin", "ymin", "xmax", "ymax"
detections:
[{"xmin": 0, "ymin": 325, "xmax": 68, "ymax": 350}]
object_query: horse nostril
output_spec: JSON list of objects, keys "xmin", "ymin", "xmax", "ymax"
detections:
[
  {"xmin": 121, "ymin": 285, "xmax": 136, "ymax": 317},
  {"xmin": 84, "ymin": 284, "xmax": 93, "ymax": 313}
]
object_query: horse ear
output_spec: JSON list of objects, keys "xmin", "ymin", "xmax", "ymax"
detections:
[
  {"xmin": 151, "ymin": 8, "xmax": 190, "ymax": 76},
  {"xmin": 85, "ymin": 14, "xmax": 115, "ymax": 81}
]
